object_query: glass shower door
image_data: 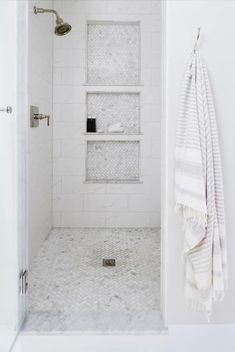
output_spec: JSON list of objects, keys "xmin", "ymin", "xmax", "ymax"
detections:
[{"xmin": 0, "ymin": 1, "xmax": 26, "ymax": 351}]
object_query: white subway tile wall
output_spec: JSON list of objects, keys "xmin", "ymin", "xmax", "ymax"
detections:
[
  {"xmin": 28, "ymin": 0, "xmax": 53, "ymax": 265},
  {"xmin": 53, "ymin": 0, "xmax": 161, "ymax": 227}
]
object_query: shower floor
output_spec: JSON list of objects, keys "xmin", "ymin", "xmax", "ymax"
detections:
[{"xmin": 23, "ymin": 228, "xmax": 162, "ymax": 333}]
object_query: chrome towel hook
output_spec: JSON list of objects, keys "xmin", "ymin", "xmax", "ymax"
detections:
[{"xmin": 193, "ymin": 27, "xmax": 201, "ymax": 53}]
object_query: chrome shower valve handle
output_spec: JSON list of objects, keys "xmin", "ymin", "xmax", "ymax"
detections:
[
  {"xmin": 33, "ymin": 113, "xmax": 50, "ymax": 126},
  {"xmin": 30, "ymin": 105, "xmax": 50, "ymax": 128}
]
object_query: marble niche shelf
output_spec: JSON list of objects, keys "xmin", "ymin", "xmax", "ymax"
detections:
[
  {"xmin": 86, "ymin": 140, "xmax": 140, "ymax": 183},
  {"xmin": 87, "ymin": 21, "xmax": 141, "ymax": 86},
  {"xmin": 84, "ymin": 133, "xmax": 143, "ymax": 141},
  {"xmin": 86, "ymin": 92, "xmax": 141, "ymax": 134}
]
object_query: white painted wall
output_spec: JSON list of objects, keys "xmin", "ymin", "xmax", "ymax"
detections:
[
  {"xmin": 165, "ymin": 0, "xmax": 235, "ymax": 324},
  {"xmin": 28, "ymin": 0, "xmax": 53, "ymax": 265},
  {"xmin": 52, "ymin": 0, "xmax": 161, "ymax": 228}
]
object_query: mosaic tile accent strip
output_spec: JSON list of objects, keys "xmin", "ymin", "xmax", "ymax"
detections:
[
  {"xmin": 87, "ymin": 22, "xmax": 140, "ymax": 85},
  {"xmin": 87, "ymin": 93, "xmax": 140, "ymax": 133},
  {"xmin": 86, "ymin": 141, "xmax": 139, "ymax": 182},
  {"xmin": 24, "ymin": 228, "xmax": 161, "ymax": 332}
]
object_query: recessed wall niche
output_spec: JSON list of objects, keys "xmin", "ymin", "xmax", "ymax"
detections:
[
  {"xmin": 87, "ymin": 21, "xmax": 140, "ymax": 85},
  {"xmin": 87, "ymin": 92, "xmax": 140, "ymax": 134},
  {"xmin": 86, "ymin": 141, "xmax": 140, "ymax": 182}
]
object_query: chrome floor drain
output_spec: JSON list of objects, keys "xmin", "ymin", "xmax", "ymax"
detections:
[{"xmin": 103, "ymin": 259, "xmax": 116, "ymax": 267}]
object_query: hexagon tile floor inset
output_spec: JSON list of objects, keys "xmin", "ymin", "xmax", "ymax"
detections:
[{"xmin": 23, "ymin": 227, "xmax": 162, "ymax": 332}]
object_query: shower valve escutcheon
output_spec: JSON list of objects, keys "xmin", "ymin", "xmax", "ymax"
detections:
[{"xmin": 30, "ymin": 105, "xmax": 50, "ymax": 128}]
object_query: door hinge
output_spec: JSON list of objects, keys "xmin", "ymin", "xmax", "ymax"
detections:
[{"xmin": 19, "ymin": 269, "xmax": 28, "ymax": 295}]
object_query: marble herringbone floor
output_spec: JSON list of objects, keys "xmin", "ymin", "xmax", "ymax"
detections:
[{"xmin": 23, "ymin": 228, "xmax": 162, "ymax": 332}]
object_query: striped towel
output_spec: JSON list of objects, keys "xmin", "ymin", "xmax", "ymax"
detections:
[{"xmin": 175, "ymin": 51, "xmax": 228, "ymax": 317}]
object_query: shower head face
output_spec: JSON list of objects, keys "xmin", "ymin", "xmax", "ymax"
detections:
[
  {"xmin": 55, "ymin": 22, "xmax": 72, "ymax": 36},
  {"xmin": 33, "ymin": 6, "xmax": 72, "ymax": 36}
]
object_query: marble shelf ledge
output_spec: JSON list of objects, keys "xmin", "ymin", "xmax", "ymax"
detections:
[
  {"xmin": 83, "ymin": 83, "xmax": 144, "ymax": 87},
  {"xmin": 84, "ymin": 133, "xmax": 143, "ymax": 141},
  {"xmin": 83, "ymin": 85, "xmax": 144, "ymax": 94},
  {"xmin": 83, "ymin": 180, "xmax": 143, "ymax": 184}
]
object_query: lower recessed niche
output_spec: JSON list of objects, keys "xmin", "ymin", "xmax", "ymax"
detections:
[{"xmin": 86, "ymin": 141, "xmax": 140, "ymax": 182}]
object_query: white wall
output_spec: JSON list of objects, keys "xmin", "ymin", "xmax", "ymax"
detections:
[
  {"xmin": 165, "ymin": 0, "xmax": 235, "ymax": 324},
  {"xmin": 52, "ymin": 0, "xmax": 161, "ymax": 228},
  {"xmin": 28, "ymin": 0, "xmax": 53, "ymax": 265}
]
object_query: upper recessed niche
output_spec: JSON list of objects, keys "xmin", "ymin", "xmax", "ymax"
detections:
[{"xmin": 87, "ymin": 21, "xmax": 140, "ymax": 85}]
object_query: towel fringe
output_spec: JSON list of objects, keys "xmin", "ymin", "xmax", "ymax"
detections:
[
  {"xmin": 175, "ymin": 204, "xmax": 207, "ymax": 229},
  {"xmin": 186, "ymin": 298, "xmax": 212, "ymax": 322}
]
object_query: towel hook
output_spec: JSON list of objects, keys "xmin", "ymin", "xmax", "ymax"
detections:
[{"xmin": 193, "ymin": 27, "xmax": 201, "ymax": 53}]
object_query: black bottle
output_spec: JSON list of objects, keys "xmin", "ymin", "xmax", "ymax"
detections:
[
  {"xmin": 91, "ymin": 116, "xmax": 96, "ymax": 133},
  {"xmin": 87, "ymin": 116, "xmax": 92, "ymax": 132}
]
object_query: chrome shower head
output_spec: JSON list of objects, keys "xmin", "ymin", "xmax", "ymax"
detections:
[
  {"xmin": 33, "ymin": 6, "xmax": 72, "ymax": 36},
  {"xmin": 55, "ymin": 22, "xmax": 72, "ymax": 36}
]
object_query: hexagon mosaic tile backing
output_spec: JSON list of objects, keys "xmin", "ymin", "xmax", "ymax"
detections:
[
  {"xmin": 87, "ymin": 22, "xmax": 140, "ymax": 85},
  {"xmin": 24, "ymin": 228, "xmax": 161, "ymax": 332},
  {"xmin": 86, "ymin": 141, "xmax": 140, "ymax": 182},
  {"xmin": 87, "ymin": 93, "xmax": 140, "ymax": 133}
]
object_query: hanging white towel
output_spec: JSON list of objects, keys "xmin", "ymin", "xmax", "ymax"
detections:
[{"xmin": 175, "ymin": 51, "xmax": 228, "ymax": 317}]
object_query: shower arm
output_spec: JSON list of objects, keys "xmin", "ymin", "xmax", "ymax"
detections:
[{"xmin": 33, "ymin": 6, "xmax": 63, "ymax": 25}]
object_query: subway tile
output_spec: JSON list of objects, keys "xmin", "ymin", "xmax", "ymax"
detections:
[
  {"xmin": 141, "ymin": 140, "xmax": 152, "ymax": 158},
  {"xmin": 151, "ymin": 0, "xmax": 162, "ymax": 14},
  {"xmin": 53, "ymin": 194, "xmax": 83, "ymax": 212},
  {"xmin": 128, "ymin": 194, "xmax": 160, "ymax": 212},
  {"xmin": 53, "ymin": 122, "xmax": 84, "ymax": 139},
  {"xmin": 141, "ymin": 104, "xmax": 161, "ymax": 122},
  {"xmin": 61, "ymin": 31, "xmax": 86, "ymax": 49},
  {"xmin": 60, "ymin": 140, "xmax": 85, "ymax": 158},
  {"xmin": 83, "ymin": 194, "xmax": 108, "ymax": 211},
  {"xmin": 53, "ymin": 85, "xmax": 85, "ymax": 104},
  {"xmin": 106, "ymin": 212, "xmax": 150, "ymax": 227},
  {"xmin": 151, "ymin": 141, "xmax": 161, "ymax": 158},
  {"xmin": 53, "ymin": 212, "xmax": 61, "ymax": 227},
  {"xmin": 61, "ymin": 212, "xmax": 106, "ymax": 227},
  {"xmin": 61, "ymin": 176, "xmax": 107, "ymax": 195},
  {"xmin": 63, "ymin": 1, "xmax": 115, "ymax": 14},
  {"xmin": 105, "ymin": 177, "xmax": 151, "ymax": 194},
  {"xmin": 53, "ymin": 175, "xmax": 61, "ymax": 195},
  {"xmin": 60, "ymin": 67, "xmax": 86, "ymax": 85},
  {"xmin": 53, "ymin": 157, "xmax": 85, "ymax": 176},
  {"xmin": 54, "ymin": 49, "xmax": 85, "ymax": 68},
  {"xmin": 106, "ymin": 194, "xmax": 129, "ymax": 211},
  {"xmin": 83, "ymin": 194, "xmax": 128, "ymax": 212},
  {"xmin": 151, "ymin": 32, "xmax": 161, "ymax": 52},
  {"xmin": 142, "ymin": 122, "xmax": 161, "ymax": 138},
  {"xmin": 53, "ymin": 140, "xmax": 61, "ymax": 158},
  {"xmin": 53, "ymin": 68, "xmax": 61, "ymax": 85},
  {"xmin": 141, "ymin": 15, "xmax": 161, "ymax": 32},
  {"xmin": 61, "ymin": 175, "xmax": 81, "ymax": 194},
  {"xmin": 62, "ymin": 14, "xmax": 86, "ymax": 32},
  {"xmin": 149, "ymin": 211, "xmax": 161, "ymax": 227},
  {"xmin": 107, "ymin": 1, "xmax": 152, "ymax": 15},
  {"xmin": 61, "ymin": 103, "xmax": 86, "ymax": 122},
  {"xmin": 141, "ymin": 157, "xmax": 161, "ymax": 176},
  {"xmin": 82, "ymin": 182, "xmax": 107, "ymax": 194},
  {"xmin": 53, "ymin": 103, "xmax": 62, "ymax": 121}
]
